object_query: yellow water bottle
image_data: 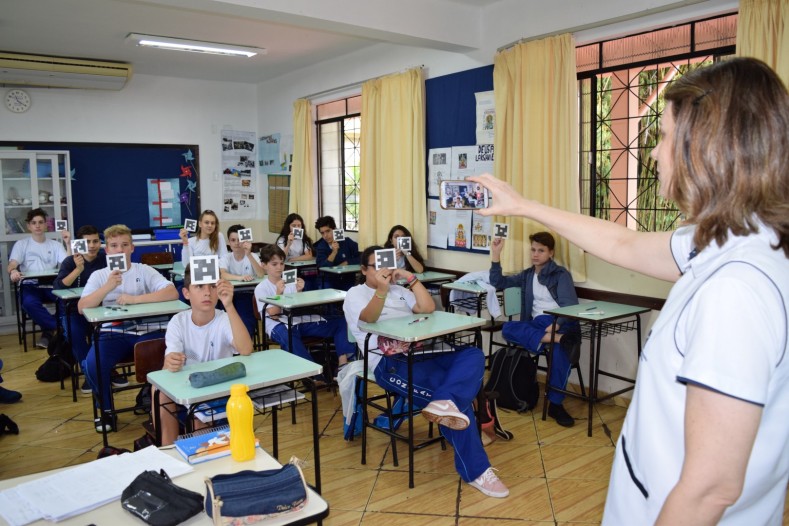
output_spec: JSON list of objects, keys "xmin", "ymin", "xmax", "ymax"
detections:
[{"xmin": 226, "ymin": 383, "xmax": 256, "ymax": 462}]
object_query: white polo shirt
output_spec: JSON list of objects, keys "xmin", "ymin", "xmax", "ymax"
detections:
[
  {"xmin": 165, "ymin": 309, "xmax": 236, "ymax": 364},
  {"xmin": 603, "ymin": 223, "xmax": 789, "ymax": 525}
]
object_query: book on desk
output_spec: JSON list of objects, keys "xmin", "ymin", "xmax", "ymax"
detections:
[
  {"xmin": 192, "ymin": 385, "xmax": 305, "ymax": 424},
  {"xmin": 174, "ymin": 425, "xmax": 260, "ymax": 464}
]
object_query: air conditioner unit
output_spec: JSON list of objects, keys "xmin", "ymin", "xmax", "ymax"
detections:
[{"xmin": 0, "ymin": 52, "xmax": 132, "ymax": 90}]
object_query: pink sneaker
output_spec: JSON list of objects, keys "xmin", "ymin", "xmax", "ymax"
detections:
[
  {"xmin": 469, "ymin": 467, "xmax": 509, "ymax": 498},
  {"xmin": 421, "ymin": 399, "xmax": 470, "ymax": 430}
]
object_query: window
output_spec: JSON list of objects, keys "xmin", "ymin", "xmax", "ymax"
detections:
[
  {"xmin": 577, "ymin": 14, "xmax": 736, "ymax": 231},
  {"xmin": 316, "ymin": 96, "xmax": 361, "ymax": 232}
]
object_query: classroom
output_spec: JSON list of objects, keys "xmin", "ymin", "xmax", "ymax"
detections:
[{"xmin": 1, "ymin": 0, "xmax": 787, "ymax": 524}]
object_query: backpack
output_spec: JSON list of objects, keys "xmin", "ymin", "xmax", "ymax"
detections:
[
  {"xmin": 483, "ymin": 346, "xmax": 539, "ymax": 412},
  {"xmin": 35, "ymin": 329, "xmax": 74, "ymax": 382}
]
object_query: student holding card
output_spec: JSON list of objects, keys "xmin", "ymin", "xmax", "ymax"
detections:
[
  {"xmin": 276, "ymin": 213, "xmax": 314, "ymax": 261},
  {"xmin": 344, "ymin": 245, "xmax": 509, "ymax": 499},
  {"xmin": 255, "ymin": 245, "xmax": 356, "ymax": 370},
  {"xmin": 179, "ymin": 210, "xmax": 228, "ymax": 264},
  {"xmin": 219, "ymin": 224, "xmax": 264, "ymax": 337},
  {"xmin": 156, "ymin": 265, "xmax": 253, "ymax": 445},
  {"xmin": 488, "ymin": 231, "xmax": 581, "ymax": 427},
  {"xmin": 78, "ymin": 224, "xmax": 179, "ymax": 432},
  {"xmin": 54, "ymin": 225, "xmax": 107, "ymax": 389},
  {"xmin": 383, "ymin": 225, "xmax": 425, "ymax": 273},
  {"xmin": 7, "ymin": 208, "xmax": 69, "ymax": 348},
  {"xmin": 314, "ymin": 216, "xmax": 360, "ymax": 291}
]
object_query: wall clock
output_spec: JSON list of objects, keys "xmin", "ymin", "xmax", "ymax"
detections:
[{"xmin": 5, "ymin": 89, "xmax": 31, "ymax": 113}]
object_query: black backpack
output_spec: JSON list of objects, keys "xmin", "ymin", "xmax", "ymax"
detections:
[
  {"xmin": 483, "ymin": 346, "xmax": 539, "ymax": 412},
  {"xmin": 35, "ymin": 330, "xmax": 73, "ymax": 382}
]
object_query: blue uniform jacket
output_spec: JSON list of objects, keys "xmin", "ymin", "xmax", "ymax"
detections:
[
  {"xmin": 489, "ymin": 259, "xmax": 578, "ymax": 328},
  {"xmin": 314, "ymin": 237, "xmax": 360, "ymax": 267}
]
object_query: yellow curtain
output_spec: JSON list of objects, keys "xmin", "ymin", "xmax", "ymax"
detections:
[
  {"xmin": 737, "ymin": 0, "xmax": 789, "ymax": 86},
  {"xmin": 359, "ymin": 68, "xmax": 426, "ymax": 252},
  {"xmin": 493, "ymin": 34, "xmax": 586, "ymax": 280},
  {"xmin": 290, "ymin": 99, "xmax": 317, "ymax": 236}
]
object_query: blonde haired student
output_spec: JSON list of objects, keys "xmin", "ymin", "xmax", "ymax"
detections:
[{"xmin": 179, "ymin": 210, "xmax": 228, "ymax": 264}]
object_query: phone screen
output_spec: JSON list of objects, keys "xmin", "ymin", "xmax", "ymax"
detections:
[{"xmin": 439, "ymin": 180, "xmax": 489, "ymax": 210}]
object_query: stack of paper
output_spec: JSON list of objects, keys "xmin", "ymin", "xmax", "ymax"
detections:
[{"xmin": 0, "ymin": 446, "xmax": 192, "ymax": 526}]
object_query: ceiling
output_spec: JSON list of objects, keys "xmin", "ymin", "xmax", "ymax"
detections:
[{"xmin": 0, "ymin": 0, "xmax": 502, "ymax": 85}]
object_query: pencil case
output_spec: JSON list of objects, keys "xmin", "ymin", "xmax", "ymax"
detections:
[
  {"xmin": 189, "ymin": 362, "xmax": 246, "ymax": 388},
  {"xmin": 121, "ymin": 469, "xmax": 203, "ymax": 526},
  {"xmin": 204, "ymin": 458, "xmax": 309, "ymax": 526}
]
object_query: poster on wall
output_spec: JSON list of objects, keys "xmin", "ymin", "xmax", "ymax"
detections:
[
  {"xmin": 427, "ymin": 199, "xmax": 447, "ymax": 248},
  {"xmin": 474, "ymin": 144, "xmax": 494, "ymax": 175},
  {"xmin": 428, "ymin": 147, "xmax": 451, "ymax": 197},
  {"xmin": 475, "ymin": 90, "xmax": 495, "ymax": 145},
  {"xmin": 258, "ymin": 133, "xmax": 280, "ymax": 173},
  {"xmin": 470, "ymin": 212, "xmax": 492, "ymax": 251},
  {"xmin": 147, "ymin": 178, "xmax": 181, "ymax": 227},
  {"xmin": 221, "ymin": 130, "xmax": 257, "ymax": 219},
  {"xmin": 450, "ymin": 146, "xmax": 477, "ymax": 179}
]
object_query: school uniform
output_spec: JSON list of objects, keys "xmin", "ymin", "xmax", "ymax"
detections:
[
  {"xmin": 344, "ymin": 282, "xmax": 490, "ymax": 483},
  {"xmin": 165, "ymin": 309, "xmax": 236, "ymax": 363},
  {"xmin": 10, "ymin": 237, "xmax": 67, "ymax": 333},
  {"xmin": 314, "ymin": 237, "xmax": 360, "ymax": 291},
  {"xmin": 218, "ymin": 252, "xmax": 260, "ymax": 337},
  {"xmin": 181, "ymin": 232, "xmax": 228, "ymax": 264},
  {"xmin": 255, "ymin": 279, "xmax": 355, "ymax": 363},
  {"xmin": 603, "ymin": 224, "xmax": 789, "ymax": 525},
  {"xmin": 81, "ymin": 263, "xmax": 175, "ymax": 408}
]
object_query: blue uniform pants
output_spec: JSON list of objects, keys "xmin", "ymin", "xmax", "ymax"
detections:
[
  {"xmin": 501, "ymin": 314, "xmax": 572, "ymax": 405},
  {"xmin": 374, "ymin": 346, "xmax": 490, "ymax": 483},
  {"xmin": 231, "ymin": 291, "xmax": 257, "ymax": 340},
  {"xmin": 61, "ymin": 309, "xmax": 91, "ymax": 364},
  {"xmin": 270, "ymin": 318, "xmax": 356, "ymax": 363},
  {"xmin": 21, "ymin": 284, "xmax": 57, "ymax": 332},
  {"xmin": 83, "ymin": 330, "xmax": 165, "ymax": 409}
]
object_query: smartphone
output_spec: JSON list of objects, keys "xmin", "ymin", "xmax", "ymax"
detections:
[{"xmin": 439, "ymin": 180, "xmax": 490, "ymax": 210}]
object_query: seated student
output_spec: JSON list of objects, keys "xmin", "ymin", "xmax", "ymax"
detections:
[
  {"xmin": 255, "ymin": 245, "xmax": 356, "ymax": 369},
  {"xmin": 0, "ymin": 359, "xmax": 22, "ymax": 404},
  {"xmin": 383, "ymin": 225, "xmax": 425, "ymax": 273},
  {"xmin": 78, "ymin": 224, "xmax": 179, "ymax": 432},
  {"xmin": 276, "ymin": 213, "xmax": 314, "ymax": 261},
  {"xmin": 344, "ymin": 246, "xmax": 509, "ymax": 498},
  {"xmin": 54, "ymin": 224, "xmax": 107, "ymax": 394},
  {"xmin": 156, "ymin": 268, "xmax": 253, "ymax": 445},
  {"xmin": 313, "ymin": 215, "xmax": 360, "ymax": 290},
  {"xmin": 489, "ymin": 232, "xmax": 582, "ymax": 427},
  {"xmin": 219, "ymin": 224, "xmax": 265, "ymax": 337},
  {"xmin": 8, "ymin": 208, "xmax": 68, "ymax": 348},
  {"xmin": 179, "ymin": 210, "xmax": 228, "ymax": 264}
]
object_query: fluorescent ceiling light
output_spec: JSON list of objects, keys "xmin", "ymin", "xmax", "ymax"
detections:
[{"xmin": 126, "ymin": 33, "xmax": 264, "ymax": 58}]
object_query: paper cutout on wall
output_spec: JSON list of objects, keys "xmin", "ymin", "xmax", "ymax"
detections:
[{"xmin": 148, "ymin": 178, "xmax": 182, "ymax": 228}]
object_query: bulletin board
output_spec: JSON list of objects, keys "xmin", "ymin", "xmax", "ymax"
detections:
[
  {"xmin": 3, "ymin": 142, "xmax": 201, "ymax": 232},
  {"xmin": 425, "ymin": 65, "xmax": 494, "ymax": 254},
  {"xmin": 267, "ymin": 173, "xmax": 290, "ymax": 233}
]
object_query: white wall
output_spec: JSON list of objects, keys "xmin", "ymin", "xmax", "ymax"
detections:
[{"xmin": 0, "ymin": 74, "xmax": 261, "ymax": 236}]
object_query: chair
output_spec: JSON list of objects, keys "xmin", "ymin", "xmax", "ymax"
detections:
[
  {"xmin": 92, "ymin": 338, "xmax": 166, "ymax": 432},
  {"xmin": 132, "ymin": 338, "xmax": 167, "ymax": 442},
  {"xmin": 441, "ymin": 285, "xmax": 504, "ymax": 368},
  {"xmin": 358, "ymin": 333, "xmax": 446, "ymax": 487},
  {"xmin": 491, "ymin": 287, "xmax": 586, "ymax": 398}
]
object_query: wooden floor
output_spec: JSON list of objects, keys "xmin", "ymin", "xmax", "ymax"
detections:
[{"xmin": 1, "ymin": 332, "xmax": 787, "ymax": 525}]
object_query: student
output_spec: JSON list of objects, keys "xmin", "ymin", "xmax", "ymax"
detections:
[
  {"xmin": 219, "ymin": 224, "xmax": 264, "ymax": 337},
  {"xmin": 8, "ymin": 208, "xmax": 68, "ymax": 348},
  {"xmin": 276, "ymin": 213, "xmax": 314, "ymax": 261},
  {"xmin": 488, "ymin": 232, "xmax": 581, "ymax": 427},
  {"xmin": 255, "ymin": 245, "xmax": 356, "ymax": 369},
  {"xmin": 78, "ymin": 224, "xmax": 179, "ymax": 432},
  {"xmin": 179, "ymin": 210, "xmax": 228, "ymax": 264},
  {"xmin": 156, "ymin": 267, "xmax": 253, "ymax": 445},
  {"xmin": 314, "ymin": 215, "xmax": 360, "ymax": 290},
  {"xmin": 471, "ymin": 59, "xmax": 789, "ymax": 525},
  {"xmin": 344, "ymin": 246, "xmax": 509, "ymax": 498},
  {"xmin": 54, "ymin": 224, "xmax": 107, "ymax": 393},
  {"xmin": 383, "ymin": 225, "xmax": 425, "ymax": 273}
]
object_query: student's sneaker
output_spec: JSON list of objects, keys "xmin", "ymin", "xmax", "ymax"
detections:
[
  {"xmin": 36, "ymin": 331, "xmax": 52, "ymax": 349},
  {"xmin": 80, "ymin": 380, "xmax": 92, "ymax": 395},
  {"xmin": 94, "ymin": 412, "xmax": 118, "ymax": 433},
  {"xmin": 469, "ymin": 467, "xmax": 509, "ymax": 498},
  {"xmin": 421, "ymin": 399, "xmax": 469, "ymax": 430},
  {"xmin": 111, "ymin": 371, "xmax": 129, "ymax": 387},
  {"xmin": 0, "ymin": 386, "xmax": 22, "ymax": 404},
  {"xmin": 548, "ymin": 402, "xmax": 575, "ymax": 427}
]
